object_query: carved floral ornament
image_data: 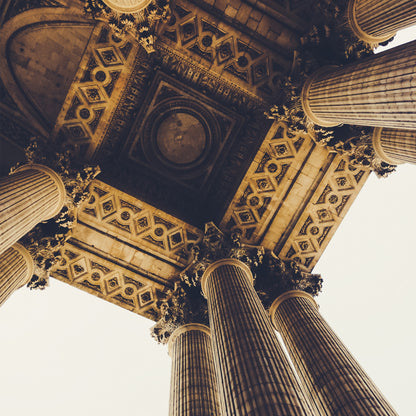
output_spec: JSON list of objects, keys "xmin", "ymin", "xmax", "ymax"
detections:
[
  {"xmin": 11, "ymin": 139, "xmax": 100, "ymax": 290},
  {"xmin": 178, "ymin": 222, "xmax": 322, "ymax": 309},
  {"xmin": 151, "ymin": 282, "xmax": 208, "ymax": 344},
  {"xmin": 266, "ymin": 0, "xmax": 395, "ymax": 178},
  {"xmin": 83, "ymin": 0, "xmax": 170, "ymax": 53}
]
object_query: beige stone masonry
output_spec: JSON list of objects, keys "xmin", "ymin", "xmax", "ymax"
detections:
[
  {"xmin": 0, "ymin": 164, "xmax": 65, "ymax": 254},
  {"xmin": 77, "ymin": 180, "xmax": 203, "ymax": 268},
  {"xmin": 271, "ymin": 290, "xmax": 398, "ymax": 416},
  {"xmin": 221, "ymin": 121, "xmax": 370, "ymax": 271},
  {"xmin": 50, "ymin": 236, "xmax": 167, "ymax": 320}
]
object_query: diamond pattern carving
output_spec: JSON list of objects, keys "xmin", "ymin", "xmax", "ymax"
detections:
[
  {"xmin": 51, "ymin": 244, "xmax": 164, "ymax": 319},
  {"xmin": 79, "ymin": 180, "xmax": 203, "ymax": 267},
  {"xmin": 159, "ymin": 0, "xmax": 290, "ymax": 100},
  {"xmin": 277, "ymin": 156, "xmax": 369, "ymax": 270},
  {"xmin": 52, "ymin": 24, "xmax": 139, "ymax": 158},
  {"xmin": 221, "ymin": 121, "xmax": 371, "ymax": 271}
]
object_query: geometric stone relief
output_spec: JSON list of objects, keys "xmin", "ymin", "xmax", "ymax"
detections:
[
  {"xmin": 276, "ymin": 156, "xmax": 370, "ymax": 270},
  {"xmin": 159, "ymin": 0, "xmax": 291, "ymax": 100},
  {"xmin": 221, "ymin": 121, "xmax": 311, "ymax": 242},
  {"xmin": 221, "ymin": 121, "xmax": 371, "ymax": 271},
  {"xmin": 51, "ymin": 24, "xmax": 139, "ymax": 159},
  {"xmin": 51, "ymin": 242, "xmax": 166, "ymax": 320},
  {"xmin": 78, "ymin": 180, "xmax": 203, "ymax": 267}
]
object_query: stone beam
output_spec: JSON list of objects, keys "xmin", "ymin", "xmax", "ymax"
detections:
[{"xmin": 221, "ymin": 121, "xmax": 370, "ymax": 271}]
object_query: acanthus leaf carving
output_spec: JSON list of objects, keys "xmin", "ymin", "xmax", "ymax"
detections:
[
  {"xmin": 83, "ymin": 0, "xmax": 170, "ymax": 54},
  {"xmin": 255, "ymin": 252, "xmax": 322, "ymax": 310},
  {"xmin": 180, "ymin": 222, "xmax": 264, "ymax": 288},
  {"xmin": 150, "ymin": 281, "xmax": 208, "ymax": 344}
]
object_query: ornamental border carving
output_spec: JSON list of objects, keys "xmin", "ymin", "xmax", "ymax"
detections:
[
  {"xmin": 78, "ymin": 180, "xmax": 203, "ymax": 267},
  {"xmin": 51, "ymin": 241, "xmax": 166, "ymax": 319},
  {"xmin": 221, "ymin": 120, "xmax": 370, "ymax": 271}
]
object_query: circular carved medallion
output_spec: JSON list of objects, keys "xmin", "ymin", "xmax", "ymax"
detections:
[{"xmin": 156, "ymin": 113, "xmax": 206, "ymax": 165}]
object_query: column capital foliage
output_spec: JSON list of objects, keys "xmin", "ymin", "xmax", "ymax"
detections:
[
  {"xmin": 179, "ymin": 223, "xmax": 322, "ymax": 311},
  {"xmin": 180, "ymin": 222, "xmax": 265, "ymax": 287},
  {"xmin": 266, "ymin": 0, "xmax": 395, "ymax": 177},
  {"xmin": 255, "ymin": 252, "xmax": 323, "ymax": 310},
  {"xmin": 83, "ymin": 0, "xmax": 170, "ymax": 54},
  {"xmin": 11, "ymin": 139, "xmax": 100, "ymax": 290},
  {"xmin": 314, "ymin": 125, "xmax": 396, "ymax": 177},
  {"xmin": 151, "ymin": 282, "xmax": 208, "ymax": 344}
]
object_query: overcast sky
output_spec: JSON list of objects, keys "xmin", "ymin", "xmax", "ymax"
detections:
[{"xmin": 1, "ymin": 27, "xmax": 415, "ymax": 416}]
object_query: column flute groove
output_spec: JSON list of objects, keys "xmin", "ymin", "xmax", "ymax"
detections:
[
  {"xmin": 372, "ymin": 127, "xmax": 416, "ymax": 165},
  {"xmin": 348, "ymin": 0, "xmax": 416, "ymax": 43},
  {"xmin": 0, "ymin": 243, "xmax": 34, "ymax": 306},
  {"xmin": 270, "ymin": 290, "xmax": 398, "ymax": 415},
  {"xmin": 301, "ymin": 40, "xmax": 416, "ymax": 129},
  {"xmin": 168, "ymin": 324, "xmax": 222, "ymax": 416},
  {"xmin": 0, "ymin": 164, "xmax": 66, "ymax": 254},
  {"xmin": 201, "ymin": 259, "xmax": 314, "ymax": 416}
]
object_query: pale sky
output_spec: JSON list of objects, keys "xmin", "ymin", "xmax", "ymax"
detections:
[{"xmin": 1, "ymin": 27, "xmax": 416, "ymax": 416}]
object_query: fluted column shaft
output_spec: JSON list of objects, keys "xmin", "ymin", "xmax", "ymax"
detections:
[
  {"xmin": 373, "ymin": 127, "xmax": 416, "ymax": 164},
  {"xmin": 270, "ymin": 290, "xmax": 398, "ymax": 416},
  {"xmin": 168, "ymin": 324, "xmax": 222, "ymax": 416},
  {"xmin": 201, "ymin": 259, "xmax": 314, "ymax": 416},
  {"xmin": 0, "ymin": 243, "xmax": 34, "ymax": 306},
  {"xmin": 301, "ymin": 40, "xmax": 416, "ymax": 129},
  {"xmin": 0, "ymin": 164, "xmax": 66, "ymax": 254},
  {"xmin": 348, "ymin": 0, "xmax": 416, "ymax": 43}
]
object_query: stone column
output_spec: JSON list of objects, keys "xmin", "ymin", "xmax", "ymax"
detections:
[
  {"xmin": 168, "ymin": 324, "xmax": 222, "ymax": 416},
  {"xmin": 301, "ymin": 40, "xmax": 416, "ymax": 129},
  {"xmin": 348, "ymin": 0, "xmax": 416, "ymax": 44},
  {"xmin": 0, "ymin": 243, "xmax": 34, "ymax": 306},
  {"xmin": 270, "ymin": 290, "xmax": 398, "ymax": 416},
  {"xmin": 0, "ymin": 164, "xmax": 66, "ymax": 255},
  {"xmin": 201, "ymin": 259, "xmax": 314, "ymax": 416},
  {"xmin": 372, "ymin": 127, "xmax": 416, "ymax": 165}
]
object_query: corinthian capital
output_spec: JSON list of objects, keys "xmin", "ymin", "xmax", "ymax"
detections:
[
  {"xmin": 150, "ymin": 282, "xmax": 208, "ymax": 344},
  {"xmin": 255, "ymin": 252, "xmax": 323, "ymax": 310},
  {"xmin": 12, "ymin": 139, "xmax": 100, "ymax": 289},
  {"xmin": 180, "ymin": 222, "xmax": 264, "ymax": 288}
]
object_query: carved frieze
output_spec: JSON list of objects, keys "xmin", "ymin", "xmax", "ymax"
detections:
[
  {"xmin": 275, "ymin": 152, "xmax": 369, "ymax": 269},
  {"xmin": 51, "ymin": 242, "xmax": 165, "ymax": 319},
  {"xmin": 78, "ymin": 180, "xmax": 203, "ymax": 267},
  {"xmin": 221, "ymin": 121, "xmax": 311, "ymax": 243},
  {"xmin": 221, "ymin": 120, "xmax": 370, "ymax": 271},
  {"xmin": 52, "ymin": 24, "xmax": 139, "ymax": 159}
]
